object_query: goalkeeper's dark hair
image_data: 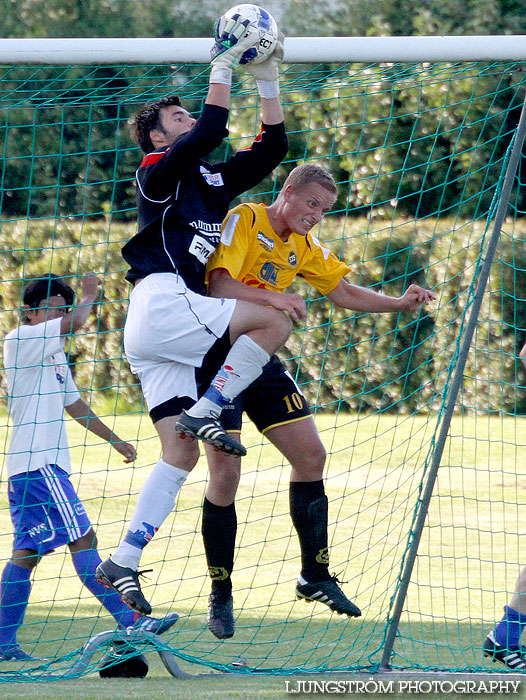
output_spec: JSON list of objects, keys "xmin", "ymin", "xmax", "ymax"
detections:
[
  {"xmin": 131, "ymin": 95, "xmax": 182, "ymax": 153},
  {"xmin": 23, "ymin": 274, "xmax": 74, "ymax": 320},
  {"xmin": 284, "ymin": 164, "xmax": 337, "ymax": 195}
]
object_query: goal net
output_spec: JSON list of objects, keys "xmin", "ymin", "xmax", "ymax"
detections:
[{"xmin": 1, "ymin": 37, "xmax": 526, "ymax": 679}]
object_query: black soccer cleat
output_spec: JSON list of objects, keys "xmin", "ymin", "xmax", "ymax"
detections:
[
  {"xmin": 207, "ymin": 593, "xmax": 235, "ymax": 639},
  {"xmin": 295, "ymin": 574, "xmax": 362, "ymax": 618},
  {"xmin": 96, "ymin": 557, "xmax": 153, "ymax": 615},
  {"xmin": 483, "ymin": 630, "xmax": 526, "ymax": 670},
  {"xmin": 175, "ymin": 411, "xmax": 247, "ymax": 457}
]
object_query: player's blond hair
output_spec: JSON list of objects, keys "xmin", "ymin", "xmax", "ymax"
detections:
[{"xmin": 283, "ymin": 164, "xmax": 337, "ymax": 195}]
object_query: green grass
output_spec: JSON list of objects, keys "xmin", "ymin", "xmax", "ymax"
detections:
[{"xmin": 1, "ymin": 411, "xmax": 526, "ymax": 696}]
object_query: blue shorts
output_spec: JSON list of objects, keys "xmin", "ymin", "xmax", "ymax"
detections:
[{"xmin": 8, "ymin": 465, "xmax": 92, "ymax": 555}]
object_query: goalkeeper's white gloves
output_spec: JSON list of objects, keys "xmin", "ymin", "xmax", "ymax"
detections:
[
  {"xmin": 245, "ymin": 32, "xmax": 285, "ymax": 99},
  {"xmin": 210, "ymin": 14, "xmax": 260, "ymax": 86}
]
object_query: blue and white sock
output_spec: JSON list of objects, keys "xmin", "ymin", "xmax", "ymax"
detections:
[
  {"xmin": 111, "ymin": 460, "xmax": 188, "ymax": 570},
  {"xmin": 187, "ymin": 335, "xmax": 269, "ymax": 418},
  {"xmin": 0, "ymin": 561, "xmax": 31, "ymax": 649}
]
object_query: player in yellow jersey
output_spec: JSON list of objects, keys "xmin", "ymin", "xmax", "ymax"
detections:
[{"xmin": 197, "ymin": 163, "xmax": 436, "ymax": 638}]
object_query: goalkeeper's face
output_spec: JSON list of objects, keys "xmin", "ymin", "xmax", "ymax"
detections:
[
  {"xmin": 283, "ymin": 182, "xmax": 337, "ymax": 236},
  {"xmin": 151, "ymin": 105, "xmax": 197, "ymax": 148}
]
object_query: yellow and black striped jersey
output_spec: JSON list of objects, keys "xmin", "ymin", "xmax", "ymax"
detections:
[{"xmin": 206, "ymin": 203, "xmax": 350, "ymax": 295}]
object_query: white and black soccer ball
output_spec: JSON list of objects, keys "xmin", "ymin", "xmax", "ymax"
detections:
[{"xmin": 218, "ymin": 4, "xmax": 279, "ymax": 65}]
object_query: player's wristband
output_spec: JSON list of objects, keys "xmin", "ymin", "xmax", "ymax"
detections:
[
  {"xmin": 210, "ymin": 65, "xmax": 233, "ymax": 86},
  {"xmin": 256, "ymin": 79, "xmax": 280, "ymax": 99}
]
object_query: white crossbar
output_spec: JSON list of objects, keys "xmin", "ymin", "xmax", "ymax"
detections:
[{"xmin": 0, "ymin": 35, "xmax": 525, "ymax": 65}]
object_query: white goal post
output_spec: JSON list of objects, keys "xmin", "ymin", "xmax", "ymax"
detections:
[{"xmin": 0, "ymin": 35, "xmax": 526, "ymax": 64}]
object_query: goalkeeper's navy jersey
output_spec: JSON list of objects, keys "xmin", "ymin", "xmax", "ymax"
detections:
[{"xmin": 122, "ymin": 103, "xmax": 288, "ymax": 294}]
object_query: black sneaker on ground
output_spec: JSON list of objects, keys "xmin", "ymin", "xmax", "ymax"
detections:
[
  {"xmin": 207, "ymin": 593, "xmax": 235, "ymax": 639},
  {"xmin": 483, "ymin": 630, "xmax": 526, "ymax": 670},
  {"xmin": 295, "ymin": 574, "xmax": 361, "ymax": 617},
  {"xmin": 96, "ymin": 558, "xmax": 153, "ymax": 615},
  {"xmin": 175, "ymin": 411, "xmax": 247, "ymax": 457}
]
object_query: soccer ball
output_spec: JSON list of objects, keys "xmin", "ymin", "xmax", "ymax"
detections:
[{"xmin": 218, "ymin": 4, "xmax": 279, "ymax": 65}]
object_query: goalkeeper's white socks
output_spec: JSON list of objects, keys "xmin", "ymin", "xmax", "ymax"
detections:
[
  {"xmin": 187, "ymin": 335, "xmax": 270, "ymax": 419},
  {"xmin": 111, "ymin": 459, "xmax": 188, "ymax": 570}
]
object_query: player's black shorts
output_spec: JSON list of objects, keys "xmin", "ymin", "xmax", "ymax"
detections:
[{"xmin": 196, "ymin": 332, "xmax": 311, "ymax": 434}]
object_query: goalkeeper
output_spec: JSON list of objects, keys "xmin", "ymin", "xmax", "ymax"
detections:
[
  {"xmin": 198, "ymin": 164, "xmax": 436, "ymax": 639},
  {"xmin": 0, "ymin": 274, "xmax": 178, "ymax": 663},
  {"xmin": 96, "ymin": 16, "xmax": 290, "ymax": 615}
]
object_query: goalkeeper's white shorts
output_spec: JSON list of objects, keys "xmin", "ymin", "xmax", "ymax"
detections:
[{"xmin": 124, "ymin": 272, "xmax": 236, "ymax": 412}]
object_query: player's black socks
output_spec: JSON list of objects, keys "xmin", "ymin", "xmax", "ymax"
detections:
[
  {"xmin": 289, "ymin": 480, "xmax": 331, "ymax": 583},
  {"xmin": 202, "ymin": 497, "xmax": 237, "ymax": 599}
]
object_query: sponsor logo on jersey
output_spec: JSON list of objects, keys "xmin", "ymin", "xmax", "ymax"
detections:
[
  {"xmin": 199, "ymin": 165, "xmax": 224, "ymax": 187},
  {"xmin": 288, "ymin": 251, "xmax": 297, "ymax": 266},
  {"xmin": 257, "ymin": 231, "xmax": 274, "ymax": 250},
  {"xmin": 189, "ymin": 234, "xmax": 216, "ymax": 264},
  {"xmin": 189, "ymin": 219, "xmax": 222, "ymax": 235},
  {"xmin": 54, "ymin": 361, "xmax": 67, "ymax": 385},
  {"xmin": 259, "ymin": 261, "xmax": 282, "ymax": 286}
]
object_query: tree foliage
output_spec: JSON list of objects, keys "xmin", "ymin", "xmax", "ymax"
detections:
[{"xmin": 2, "ymin": 0, "xmax": 526, "ymax": 220}]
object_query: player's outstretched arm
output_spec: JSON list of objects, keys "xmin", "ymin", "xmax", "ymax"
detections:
[
  {"xmin": 66, "ymin": 398, "xmax": 137, "ymax": 463},
  {"xmin": 244, "ymin": 31, "xmax": 285, "ymax": 125},
  {"xmin": 327, "ymin": 278, "xmax": 436, "ymax": 313},
  {"xmin": 60, "ymin": 274, "xmax": 101, "ymax": 336}
]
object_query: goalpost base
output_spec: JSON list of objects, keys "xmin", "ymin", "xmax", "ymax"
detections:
[{"xmin": 70, "ymin": 629, "xmax": 243, "ymax": 680}]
